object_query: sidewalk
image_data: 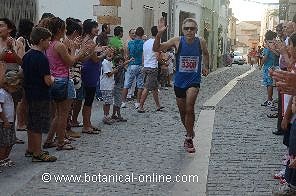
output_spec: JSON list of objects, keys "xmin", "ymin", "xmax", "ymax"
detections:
[{"xmin": 1, "ymin": 65, "xmax": 254, "ymax": 196}]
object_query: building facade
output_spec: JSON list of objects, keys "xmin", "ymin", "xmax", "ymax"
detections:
[
  {"xmin": 279, "ymin": 0, "xmax": 296, "ymax": 21},
  {"xmin": 1, "ymin": 0, "xmax": 231, "ymax": 71},
  {"xmin": 202, "ymin": 0, "xmax": 219, "ymax": 70},
  {"xmin": 95, "ymin": 0, "xmax": 169, "ymax": 41},
  {"xmin": 236, "ymin": 21, "xmax": 261, "ymax": 54},
  {"xmin": 288, "ymin": 0, "xmax": 296, "ymax": 20},
  {"xmin": 260, "ymin": 7, "xmax": 279, "ymax": 44},
  {"xmin": 173, "ymin": 0, "xmax": 230, "ymax": 70},
  {"xmin": 0, "ymin": 0, "xmax": 169, "ymax": 42},
  {"xmin": 217, "ymin": 0, "xmax": 230, "ymax": 68},
  {"xmin": 37, "ymin": 0, "xmax": 169, "ymax": 41}
]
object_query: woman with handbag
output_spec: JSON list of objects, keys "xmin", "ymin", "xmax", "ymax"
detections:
[{"xmin": 43, "ymin": 17, "xmax": 92, "ymax": 151}]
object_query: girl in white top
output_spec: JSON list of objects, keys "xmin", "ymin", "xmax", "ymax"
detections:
[{"xmin": 100, "ymin": 51, "xmax": 119, "ymax": 125}]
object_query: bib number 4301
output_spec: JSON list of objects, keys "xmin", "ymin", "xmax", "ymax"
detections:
[{"xmin": 179, "ymin": 56, "xmax": 199, "ymax": 73}]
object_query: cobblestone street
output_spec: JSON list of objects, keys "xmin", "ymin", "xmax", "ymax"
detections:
[
  {"xmin": 207, "ymin": 68, "xmax": 283, "ymax": 196},
  {"xmin": 0, "ymin": 65, "xmax": 283, "ymax": 195}
]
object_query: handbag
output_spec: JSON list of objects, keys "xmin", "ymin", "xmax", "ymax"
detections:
[
  {"xmin": 51, "ymin": 69, "xmax": 69, "ymax": 102},
  {"xmin": 51, "ymin": 78, "xmax": 69, "ymax": 102},
  {"xmin": 70, "ymin": 63, "xmax": 82, "ymax": 90}
]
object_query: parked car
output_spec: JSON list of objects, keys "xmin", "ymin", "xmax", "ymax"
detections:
[{"xmin": 232, "ymin": 51, "xmax": 245, "ymax": 65}]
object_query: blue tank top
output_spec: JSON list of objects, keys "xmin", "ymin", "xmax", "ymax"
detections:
[
  {"xmin": 175, "ymin": 36, "xmax": 202, "ymax": 88},
  {"xmin": 81, "ymin": 59, "xmax": 101, "ymax": 87}
]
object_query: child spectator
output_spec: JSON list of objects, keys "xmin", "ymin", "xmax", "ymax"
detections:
[
  {"xmin": 22, "ymin": 27, "xmax": 56, "ymax": 162},
  {"xmin": 111, "ymin": 56, "xmax": 132, "ymax": 122},
  {"xmin": 260, "ymin": 30, "xmax": 277, "ymax": 108},
  {"xmin": 100, "ymin": 51, "xmax": 117, "ymax": 125},
  {"xmin": 0, "ymin": 71, "xmax": 22, "ymax": 167}
]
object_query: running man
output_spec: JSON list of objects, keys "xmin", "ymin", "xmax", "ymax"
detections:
[{"xmin": 153, "ymin": 18, "xmax": 209, "ymax": 153}]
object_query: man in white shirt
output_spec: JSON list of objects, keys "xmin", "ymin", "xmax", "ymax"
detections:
[{"xmin": 138, "ymin": 26, "xmax": 164, "ymax": 113}]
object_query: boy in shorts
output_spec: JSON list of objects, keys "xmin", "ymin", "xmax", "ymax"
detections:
[
  {"xmin": 22, "ymin": 27, "xmax": 56, "ymax": 162},
  {"xmin": 111, "ymin": 56, "xmax": 133, "ymax": 122}
]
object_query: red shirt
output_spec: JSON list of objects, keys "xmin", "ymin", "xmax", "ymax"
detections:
[{"xmin": 3, "ymin": 50, "xmax": 17, "ymax": 63}]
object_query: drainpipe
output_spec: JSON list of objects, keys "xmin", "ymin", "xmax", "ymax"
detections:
[
  {"xmin": 210, "ymin": 0, "xmax": 215, "ymax": 71},
  {"xmin": 168, "ymin": 0, "xmax": 174, "ymax": 38}
]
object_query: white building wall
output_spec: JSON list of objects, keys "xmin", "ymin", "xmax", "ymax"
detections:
[
  {"xmin": 118, "ymin": 0, "xmax": 168, "ymax": 41},
  {"xmin": 37, "ymin": 0, "xmax": 97, "ymax": 21},
  {"xmin": 37, "ymin": 0, "xmax": 169, "ymax": 42}
]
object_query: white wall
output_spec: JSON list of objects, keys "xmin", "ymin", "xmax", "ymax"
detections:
[
  {"xmin": 37, "ymin": 0, "xmax": 168, "ymax": 42},
  {"xmin": 37, "ymin": 0, "xmax": 97, "ymax": 21},
  {"xmin": 118, "ymin": 0, "xmax": 168, "ymax": 41}
]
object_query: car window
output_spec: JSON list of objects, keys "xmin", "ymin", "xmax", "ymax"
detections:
[{"xmin": 233, "ymin": 52, "xmax": 241, "ymax": 56}]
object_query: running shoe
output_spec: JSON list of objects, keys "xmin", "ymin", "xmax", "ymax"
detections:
[{"xmin": 184, "ymin": 138, "xmax": 196, "ymax": 153}]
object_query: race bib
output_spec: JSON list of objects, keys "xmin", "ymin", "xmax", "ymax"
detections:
[{"xmin": 179, "ymin": 56, "xmax": 199, "ymax": 73}]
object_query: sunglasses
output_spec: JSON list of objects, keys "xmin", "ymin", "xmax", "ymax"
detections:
[{"xmin": 184, "ymin": 27, "xmax": 197, "ymax": 31}]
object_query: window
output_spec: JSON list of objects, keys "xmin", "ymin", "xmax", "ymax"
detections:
[
  {"xmin": 143, "ymin": 6, "xmax": 154, "ymax": 37},
  {"xmin": 161, "ymin": 12, "xmax": 168, "ymax": 42}
]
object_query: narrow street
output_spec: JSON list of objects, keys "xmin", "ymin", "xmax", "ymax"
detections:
[
  {"xmin": 0, "ymin": 65, "xmax": 283, "ymax": 195},
  {"xmin": 207, "ymin": 67, "xmax": 283, "ymax": 195},
  {"xmin": 0, "ymin": 0, "xmax": 294, "ymax": 195}
]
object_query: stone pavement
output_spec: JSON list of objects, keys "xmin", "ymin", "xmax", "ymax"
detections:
[
  {"xmin": 0, "ymin": 64, "xmax": 281, "ymax": 196},
  {"xmin": 207, "ymin": 68, "xmax": 284, "ymax": 195}
]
